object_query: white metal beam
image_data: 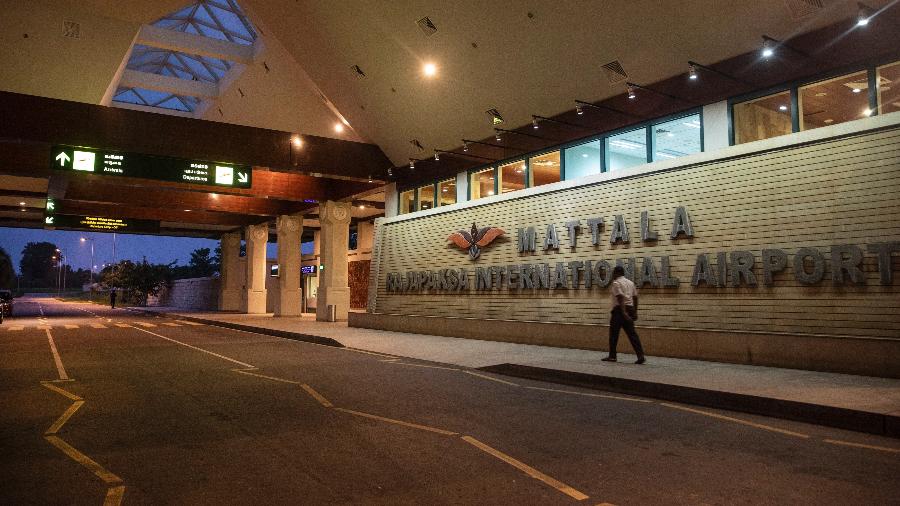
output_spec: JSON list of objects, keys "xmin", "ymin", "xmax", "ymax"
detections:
[
  {"xmin": 136, "ymin": 24, "xmax": 255, "ymax": 65},
  {"xmin": 119, "ymin": 69, "xmax": 219, "ymax": 99}
]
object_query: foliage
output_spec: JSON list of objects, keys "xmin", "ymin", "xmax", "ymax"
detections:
[
  {"xmin": 19, "ymin": 242, "xmax": 58, "ymax": 288},
  {"xmin": 100, "ymin": 259, "xmax": 173, "ymax": 306},
  {"xmin": 172, "ymin": 247, "xmax": 221, "ymax": 280},
  {"xmin": 0, "ymin": 247, "xmax": 15, "ymax": 290}
]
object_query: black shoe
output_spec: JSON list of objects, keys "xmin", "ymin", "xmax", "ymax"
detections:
[
  {"xmin": 601, "ymin": 356, "xmax": 617, "ymax": 362},
  {"xmin": 635, "ymin": 357, "xmax": 646, "ymax": 365}
]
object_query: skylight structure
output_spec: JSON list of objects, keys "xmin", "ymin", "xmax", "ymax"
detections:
[{"xmin": 112, "ymin": 0, "xmax": 258, "ymax": 113}]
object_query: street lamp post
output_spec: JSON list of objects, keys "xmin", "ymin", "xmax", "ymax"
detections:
[{"xmin": 81, "ymin": 236, "xmax": 95, "ymax": 285}]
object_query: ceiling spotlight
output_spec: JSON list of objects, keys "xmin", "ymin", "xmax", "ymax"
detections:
[
  {"xmin": 778, "ymin": 105, "xmax": 788, "ymax": 111},
  {"xmin": 575, "ymin": 103, "xmax": 583, "ymax": 115},
  {"xmin": 761, "ymin": 37, "xmax": 774, "ymax": 58},
  {"xmin": 423, "ymin": 62, "xmax": 437, "ymax": 77},
  {"xmin": 626, "ymin": 84, "xmax": 636, "ymax": 99},
  {"xmin": 863, "ymin": 108, "xmax": 873, "ymax": 117},
  {"xmin": 495, "ymin": 131, "xmax": 502, "ymax": 142},
  {"xmin": 291, "ymin": 135, "xmax": 303, "ymax": 147},
  {"xmin": 688, "ymin": 63, "xmax": 698, "ymax": 80},
  {"xmin": 852, "ymin": 88, "xmax": 862, "ymax": 93},
  {"xmin": 387, "ymin": 167, "xmax": 393, "ymax": 177},
  {"xmin": 359, "ymin": 204, "xmax": 365, "ymax": 209},
  {"xmin": 19, "ymin": 201, "xmax": 26, "ymax": 206},
  {"xmin": 367, "ymin": 175, "xmax": 373, "ymax": 183},
  {"xmin": 334, "ymin": 123, "xmax": 345, "ymax": 133},
  {"xmin": 532, "ymin": 118, "xmax": 539, "ymax": 129},
  {"xmin": 857, "ymin": 3, "xmax": 872, "ymax": 26},
  {"xmin": 434, "ymin": 150, "xmax": 440, "ymax": 161},
  {"xmin": 409, "ymin": 159, "xmax": 415, "ymax": 170},
  {"xmin": 462, "ymin": 141, "xmax": 469, "ymax": 152}
]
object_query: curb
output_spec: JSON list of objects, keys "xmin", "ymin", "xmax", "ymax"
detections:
[
  {"xmin": 478, "ymin": 363, "xmax": 900, "ymax": 438},
  {"xmin": 136, "ymin": 310, "xmax": 345, "ymax": 349}
]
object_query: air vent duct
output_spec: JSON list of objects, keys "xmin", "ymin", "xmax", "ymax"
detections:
[
  {"xmin": 416, "ymin": 16, "xmax": 437, "ymax": 36},
  {"xmin": 601, "ymin": 60, "xmax": 628, "ymax": 84},
  {"xmin": 783, "ymin": 0, "xmax": 824, "ymax": 20},
  {"xmin": 63, "ymin": 21, "xmax": 81, "ymax": 38}
]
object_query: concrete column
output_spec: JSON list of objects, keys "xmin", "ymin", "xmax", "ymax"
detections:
[
  {"xmin": 316, "ymin": 200, "xmax": 352, "ymax": 321},
  {"xmin": 274, "ymin": 214, "xmax": 302, "ymax": 316},
  {"xmin": 456, "ymin": 170, "xmax": 468, "ymax": 203},
  {"xmin": 702, "ymin": 100, "xmax": 730, "ymax": 152},
  {"xmin": 218, "ymin": 232, "xmax": 242, "ymax": 311},
  {"xmin": 242, "ymin": 223, "xmax": 268, "ymax": 314},
  {"xmin": 384, "ymin": 182, "xmax": 398, "ymax": 218}
]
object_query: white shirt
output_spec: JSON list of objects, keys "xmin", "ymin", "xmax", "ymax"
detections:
[{"xmin": 610, "ymin": 276, "xmax": 637, "ymax": 309}]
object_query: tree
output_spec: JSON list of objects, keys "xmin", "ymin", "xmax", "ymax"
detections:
[
  {"xmin": 100, "ymin": 259, "xmax": 173, "ymax": 306},
  {"xmin": 188, "ymin": 248, "xmax": 215, "ymax": 277},
  {"xmin": 0, "ymin": 247, "xmax": 15, "ymax": 290},
  {"xmin": 19, "ymin": 242, "xmax": 58, "ymax": 288}
]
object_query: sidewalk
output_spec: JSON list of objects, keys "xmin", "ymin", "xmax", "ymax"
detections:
[{"xmin": 139, "ymin": 307, "xmax": 900, "ymax": 437}]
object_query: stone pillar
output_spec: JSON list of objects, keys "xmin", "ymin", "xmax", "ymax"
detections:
[
  {"xmin": 274, "ymin": 214, "xmax": 302, "ymax": 316},
  {"xmin": 218, "ymin": 232, "xmax": 242, "ymax": 311},
  {"xmin": 316, "ymin": 200, "xmax": 351, "ymax": 321},
  {"xmin": 242, "ymin": 223, "xmax": 269, "ymax": 314}
]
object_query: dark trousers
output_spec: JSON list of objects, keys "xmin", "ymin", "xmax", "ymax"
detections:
[{"xmin": 609, "ymin": 307, "xmax": 644, "ymax": 358}]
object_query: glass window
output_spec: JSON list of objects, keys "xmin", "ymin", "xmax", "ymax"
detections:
[
  {"xmin": 799, "ymin": 71, "xmax": 871, "ymax": 131},
  {"xmin": 607, "ymin": 128, "xmax": 648, "ymax": 171},
  {"xmin": 499, "ymin": 160, "xmax": 526, "ymax": 193},
  {"xmin": 470, "ymin": 168, "xmax": 495, "ymax": 199},
  {"xmin": 399, "ymin": 190, "xmax": 415, "ymax": 214},
  {"xmin": 417, "ymin": 184, "xmax": 435, "ymax": 211},
  {"xmin": 653, "ymin": 114, "xmax": 702, "ymax": 161},
  {"xmin": 564, "ymin": 140, "xmax": 602, "ymax": 180},
  {"xmin": 877, "ymin": 61, "xmax": 900, "ymax": 115},
  {"xmin": 528, "ymin": 151, "xmax": 561, "ymax": 187},
  {"xmin": 438, "ymin": 179, "xmax": 457, "ymax": 206},
  {"xmin": 733, "ymin": 91, "xmax": 792, "ymax": 144}
]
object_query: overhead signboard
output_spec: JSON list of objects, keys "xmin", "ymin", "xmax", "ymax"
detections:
[
  {"xmin": 51, "ymin": 144, "xmax": 252, "ymax": 189},
  {"xmin": 44, "ymin": 214, "xmax": 160, "ymax": 234}
]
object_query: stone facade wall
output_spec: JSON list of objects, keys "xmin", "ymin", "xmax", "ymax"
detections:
[{"xmin": 158, "ymin": 277, "xmax": 220, "ymax": 310}]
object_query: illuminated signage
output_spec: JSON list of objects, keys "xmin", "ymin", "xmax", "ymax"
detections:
[
  {"xmin": 301, "ymin": 265, "xmax": 317, "ymax": 275},
  {"xmin": 51, "ymin": 145, "xmax": 252, "ymax": 188},
  {"xmin": 45, "ymin": 214, "xmax": 160, "ymax": 234}
]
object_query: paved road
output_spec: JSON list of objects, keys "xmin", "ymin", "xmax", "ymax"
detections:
[{"xmin": 1, "ymin": 297, "xmax": 898, "ymax": 505}]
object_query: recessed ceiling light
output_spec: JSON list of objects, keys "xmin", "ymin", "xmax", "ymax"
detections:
[
  {"xmin": 423, "ymin": 62, "xmax": 437, "ymax": 77},
  {"xmin": 852, "ymin": 88, "xmax": 862, "ymax": 93},
  {"xmin": 334, "ymin": 123, "xmax": 345, "ymax": 133},
  {"xmin": 184, "ymin": 209, "xmax": 192, "ymax": 212},
  {"xmin": 863, "ymin": 108, "xmax": 873, "ymax": 116},
  {"xmin": 358, "ymin": 204, "xmax": 365, "ymax": 209},
  {"xmin": 582, "ymin": 154, "xmax": 589, "ymax": 158},
  {"xmin": 292, "ymin": 135, "xmax": 303, "ymax": 147},
  {"xmin": 823, "ymin": 119, "xmax": 834, "ymax": 123},
  {"xmin": 779, "ymin": 105, "xmax": 788, "ymax": 111},
  {"xmin": 19, "ymin": 201, "xmax": 26, "ymax": 206},
  {"xmin": 487, "ymin": 190, "xmax": 494, "ymax": 196},
  {"xmin": 815, "ymin": 92, "xmax": 828, "ymax": 97}
]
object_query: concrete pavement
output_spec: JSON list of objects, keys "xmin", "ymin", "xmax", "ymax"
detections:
[{"xmin": 2, "ymin": 297, "xmax": 899, "ymax": 505}]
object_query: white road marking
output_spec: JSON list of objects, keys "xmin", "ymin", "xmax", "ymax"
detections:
[
  {"xmin": 135, "ymin": 322, "xmax": 157, "ymax": 328},
  {"xmin": 45, "ymin": 329, "xmax": 69, "ymax": 381},
  {"xmin": 91, "ymin": 324, "xmax": 107, "ymax": 329},
  {"xmin": 129, "ymin": 326, "xmax": 256, "ymax": 369},
  {"xmin": 161, "ymin": 322, "xmax": 182, "ymax": 327},
  {"xmin": 176, "ymin": 320, "xmax": 204, "ymax": 326},
  {"xmin": 7, "ymin": 326, "xmax": 24, "ymax": 331},
  {"xmin": 64, "ymin": 325, "xmax": 79, "ymax": 330}
]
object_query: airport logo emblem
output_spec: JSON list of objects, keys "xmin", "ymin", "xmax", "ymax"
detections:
[
  {"xmin": 72, "ymin": 150, "xmax": 96, "ymax": 172},
  {"xmin": 448, "ymin": 222, "xmax": 505, "ymax": 260},
  {"xmin": 215, "ymin": 165, "xmax": 234, "ymax": 185}
]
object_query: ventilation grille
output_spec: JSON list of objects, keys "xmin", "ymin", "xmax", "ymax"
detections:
[
  {"xmin": 783, "ymin": 0, "xmax": 824, "ymax": 20},
  {"xmin": 63, "ymin": 21, "xmax": 81, "ymax": 38},
  {"xmin": 409, "ymin": 139, "xmax": 424, "ymax": 151},
  {"xmin": 351, "ymin": 64, "xmax": 366, "ymax": 78},
  {"xmin": 601, "ymin": 60, "xmax": 628, "ymax": 84},
  {"xmin": 416, "ymin": 16, "xmax": 437, "ymax": 36}
]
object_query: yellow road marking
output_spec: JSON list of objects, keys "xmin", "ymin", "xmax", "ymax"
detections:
[
  {"xmin": 461, "ymin": 435, "xmax": 589, "ymax": 501},
  {"xmin": 334, "ymin": 407, "xmax": 458, "ymax": 436},
  {"xmin": 64, "ymin": 325, "xmax": 79, "ymax": 329},
  {"xmin": 130, "ymin": 326, "xmax": 256, "ymax": 368},
  {"xmin": 301, "ymin": 384, "xmax": 334, "ymax": 408},
  {"xmin": 45, "ymin": 329, "xmax": 69, "ymax": 381},
  {"xmin": 161, "ymin": 322, "xmax": 182, "ymax": 327},
  {"xmin": 659, "ymin": 403, "xmax": 810, "ymax": 439},
  {"xmin": 135, "ymin": 322, "xmax": 156, "ymax": 328},
  {"xmin": 391, "ymin": 362, "xmax": 460, "ymax": 371},
  {"xmin": 176, "ymin": 320, "xmax": 204, "ymax": 326},
  {"xmin": 824, "ymin": 439, "xmax": 900, "ymax": 453},
  {"xmin": 525, "ymin": 386, "xmax": 653, "ymax": 403},
  {"xmin": 103, "ymin": 486, "xmax": 126, "ymax": 506},
  {"xmin": 46, "ymin": 400, "xmax": 85, "ymax": 434},
  {"xmin": 40, "ymin": 381, "xmax": 82, "ymax": 401},
  {"xmin": 464, "ymin": 371, "xmax": 520, "ymax": 387},
  {"xmin": 114, "ymin": 323, "xmax": 130, "ymax": 328},
  {"xmin": 234, "ymin": 369, "xmax": 300, "ymax": 385},
  {"xmin": 44, "ymin": 435, "xmax": 122, "ymax": 484},
  {"xmin": 91, "ymin": 324, "xmax": 107, "ymax": 329}
]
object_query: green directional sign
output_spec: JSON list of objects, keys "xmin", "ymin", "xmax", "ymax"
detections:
[
  {"xmin": 45, "ymin": 214, "xmax": 160, "ymax": 234},
  {"xmin": 51, "ymin": 145, "xmax": 252, "ymax": 188}
]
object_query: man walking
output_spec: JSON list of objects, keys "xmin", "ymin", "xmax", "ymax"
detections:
[
  {"xmin": 602, "ymin": 266, "xmax": 646, "ymax": 364},
  {"xmin": 109, "ymin": 288, "xmax": 117, "ymax": 309}
]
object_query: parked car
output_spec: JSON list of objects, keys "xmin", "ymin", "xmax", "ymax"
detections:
[{"xmin": 0, "ymin": 290, "xmax": 13, "ymax": 320}]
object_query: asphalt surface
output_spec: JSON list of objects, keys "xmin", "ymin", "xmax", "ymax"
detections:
[{"xmin": 1, "ymin": 296, "xmax": 898, "ymax": 505}]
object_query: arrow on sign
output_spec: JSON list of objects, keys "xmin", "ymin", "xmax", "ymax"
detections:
[
  {"xmin": 237, "ymin": 172, "xmax": 249, "ymax": 183},
  {"xmin": 46, "ymin": 201, "xmax": 55, "ymax": 211},
  {"xmin": 55, "ymin": 152, "xmax": 71, "ymax": 166},
  {"xmin": 45, "ymin": 216, "xmax": 54, "ymax": 225}
]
